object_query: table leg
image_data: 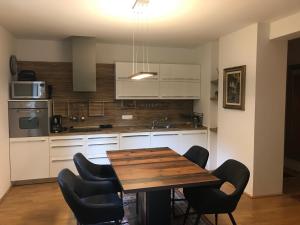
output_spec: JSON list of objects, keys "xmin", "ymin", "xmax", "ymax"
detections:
[{"xmin": 137, "ymin": 189, "xmax": 171, "ymax": 225}]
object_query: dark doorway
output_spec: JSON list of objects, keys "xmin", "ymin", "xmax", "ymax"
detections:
[{"xmin": 284, "ymin": 38, "xmax": 300, "ymax": 195}]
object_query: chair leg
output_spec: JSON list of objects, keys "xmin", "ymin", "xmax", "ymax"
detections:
[
  {"xmin": 215, "ymin": 214, "xmax": 218, "ymax": 225},
  {"xmin": 136, "ymin": 192, "xmax": 139, "ymax": 214},
  {"xmin": 120, "ymin": 191, "xmax": 123, "ymax": 200},
  {"xmin": 228, "ymin": 213, "xmax": 237, "ymax": 225},
  {"xmin": 194, "ymin": 213, "xmax": 201, "ymax": 225},
  {"xmin": 115, "ymin": 220, "xmax": 121, "ymax": 225},
  {"xmin": 172, "ymin": 188, "xmax": 175, "ymax": 216},
  {"xmin": 182, "ymin": 203, "xmax": 191, "ymax": 225}
]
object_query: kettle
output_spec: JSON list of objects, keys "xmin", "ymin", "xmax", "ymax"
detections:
[{"xmin": 51, "ymin": 115, "xmax": 63, "ymax": 133}]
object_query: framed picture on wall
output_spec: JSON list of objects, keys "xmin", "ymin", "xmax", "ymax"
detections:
[{"xmin": 223, "ymin": 65, "xmax": 246, "ymax": 110}]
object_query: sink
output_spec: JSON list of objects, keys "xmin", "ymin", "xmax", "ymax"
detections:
[{"xmin": 152, "ymin": 124, "xmax": 176, "ymax": 130}]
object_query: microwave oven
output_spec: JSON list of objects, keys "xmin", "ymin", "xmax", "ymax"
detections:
[{"xmin": 11, "ymin": 81, "xmax": 47, "ymax": 99}]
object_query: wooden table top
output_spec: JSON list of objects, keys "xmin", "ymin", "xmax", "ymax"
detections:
[{"xmin": 107, "ymin": 147, "xmax": 220, "ymax": 193}]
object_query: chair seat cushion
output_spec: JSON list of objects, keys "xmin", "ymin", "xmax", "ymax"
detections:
[{"xmin": 81, "ymin": 193, "xmax": 122, "ymax": 206}]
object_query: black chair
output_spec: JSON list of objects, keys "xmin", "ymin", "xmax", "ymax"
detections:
[
  {"xmin": 73, "ymin": 153, "xmax": 122, "ymax": 194},
  {"xmin": 182, "ymin": 159, "xmax": 250, "ymax": 225},
  {"xmin": 172, "ymin": 146, "xmax": 209, "ymax": 216},
  {"xmin": 57, "ymin": 169, "xmax": 124, "ymax": 225}
]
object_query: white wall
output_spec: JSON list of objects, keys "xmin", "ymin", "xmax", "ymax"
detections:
[
  {"xmin": 218, "ymin": 24, "xmax": 258, "ymax": 195},
  {"xmin": 253, "ymin": 24, "xmax": 287, "ymax": 196},
  {"xmin": 270, "ymin": 11, "xmax": 300, "ymax": 40},
  {"xmin": 0, "ymin": 26, "xmax": 15, "ymax": 199},
  {"xmin": 195, "ymin": 41, "xmax": 219, "ymax": 170},
  {"xmin": 16, "ymin": 39, "xmax": 198, "ymax": 64}
]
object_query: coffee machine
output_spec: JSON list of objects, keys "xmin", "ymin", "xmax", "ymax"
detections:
[{"xmin": 51, "ymin": 115, "xmax": 63, "ymax": 133}]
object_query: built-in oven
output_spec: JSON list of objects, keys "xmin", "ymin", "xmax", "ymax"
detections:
[
  {"xmin": 11, "ymin": 81, "xmax": 47, "ymax": 99},
  {"xmin": 8, "ymin": 100, "xmax": 52, "ymax": 137}
]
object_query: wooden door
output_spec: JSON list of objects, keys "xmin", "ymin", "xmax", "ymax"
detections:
[{"xmin": 285, "ymin": 65, "xmax": 300, "ymax": 161}]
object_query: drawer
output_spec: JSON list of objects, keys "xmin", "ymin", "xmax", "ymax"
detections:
[
  {"xmin": 49, "ymin": 136, "xmax": 85, "ymax": 147},
  {"xmin": 50, "ymin": 158, "xmax": 78, "ymax": 177},
  {"xmin": 50, "ymin": 145, "xmax": 85, "ymax": 158},
  {"xmin": 87, "ymin": 134, "xmax": 119, "ymax": 145},
  {"xmin": 87, "ymin": 143, "xmax": 119, "ymax": 157},
  {"xmin": 88, "ymin": 157, "xmax": 110, "ymax": 165}
]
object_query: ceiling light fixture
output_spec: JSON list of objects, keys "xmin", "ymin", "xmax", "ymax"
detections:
[{"xmin": 130, "ymin": 0, "xmax": 158, "ymax": 80}]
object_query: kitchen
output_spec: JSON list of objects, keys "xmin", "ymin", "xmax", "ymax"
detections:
[{"xmin": 1, "ymin": 1, "xmax": 300, "ymax": 225}]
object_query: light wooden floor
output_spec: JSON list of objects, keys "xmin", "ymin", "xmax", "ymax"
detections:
[{"xmin": 1, "ymin": 181, "xmax": 300, "ymax": 225}]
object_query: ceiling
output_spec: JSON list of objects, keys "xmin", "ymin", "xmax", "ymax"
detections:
[{"xmin": 0, "ymin": 0, "xmax": 300, "ymax": 47}]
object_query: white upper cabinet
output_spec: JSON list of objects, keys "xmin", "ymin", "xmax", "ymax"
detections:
[
  {"xmin": 115, "ymin": 62, "xmax": 201, "ymax": 99},
  {"xmin": 159, "ymin": 64, "xmax": 201, "ymax": 81},
  {"xmin": 115, "ymin": 62, "xmax": 160, "ymax": 99},
  {"xmin": 116, "ymin": 62, "xmax": 160, "ymax": 80}
]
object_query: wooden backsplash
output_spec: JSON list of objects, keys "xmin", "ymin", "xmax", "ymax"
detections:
[{"xmin": 17, "ymin": 62, "xmax": 193, "ymax": 127}]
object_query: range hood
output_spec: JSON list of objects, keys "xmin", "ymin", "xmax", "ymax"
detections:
[{"xmin": 72, "ymin": 37, "xmax": 96, "ymax": 92}]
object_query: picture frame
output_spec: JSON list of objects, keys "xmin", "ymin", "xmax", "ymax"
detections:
[{"xmin": 223, "ymin": 65, "xmax": 246, "ymax": 110}]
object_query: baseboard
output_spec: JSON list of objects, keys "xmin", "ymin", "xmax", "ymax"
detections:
[
  {"xmin": 243, "ymin": 191, "xmax": 282, "ymax": 199},
  {"xmin": 0, "ymin": 185, "xmax": 11, "ymax": 205},
  {"xmin": 11, "ymin": 177, "xmax": 57, "ymax": 186}
]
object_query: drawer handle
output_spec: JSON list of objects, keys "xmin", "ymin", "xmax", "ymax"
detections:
[
  {"xmin": 51, "ymin": 157, "xmax": 73, "ymax": 162},
  {"xmin": 51, "ymin": 138, "xmax": 84, "ymax": 142},
  {"xmin": 88, "ymin": 143, "xmax": 117, "ymax": 146},
  {"xmin": 88, "ymin": 137, "xmax": 117, "ymax": 140},
  {"xmin": 10, "ymin": 139, "xmax": 47, "ymax": 143},
  {"xmin": 51, "ymin": 145, "xmax": 84, "ymax": 148},
  {"xmin": 121, "ymin": 135, "xmax": 150, "ymax": 138},
  {"xmin": 182, "ymin": 132, "xmax": 206, "ymax": 135},
  {"xmin": 88, "ymin": 156, "xmax": 107, "ymax": 160},
  {"xmin": 153, "ymin": 134, "xmax": 179, "ymax": 136}
]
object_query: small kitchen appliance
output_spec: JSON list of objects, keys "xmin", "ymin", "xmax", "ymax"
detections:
[{"xmin": 51, "ymin": 115, "xmax": 63, "ymax": 133}]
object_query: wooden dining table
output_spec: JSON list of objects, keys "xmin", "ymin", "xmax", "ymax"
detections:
[{"xmin": 107, "ymin": 147, "xmax": 220, "ymax": 225}]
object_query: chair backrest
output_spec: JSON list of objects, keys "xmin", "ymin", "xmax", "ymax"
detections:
[
  {"xmin": 73, "ymin": 152, "xmax": 97, "ymax": 179},
  {"xmin": 57, "ymin": 169, "xmax": 84, "ymax": 219},
  {"xmin": 212, "ymin": 159, "xmax": 250, "ymax": 197},
  {"xmin": 184, "ymin": 145, "xmax": 209, "ymax": 168}
]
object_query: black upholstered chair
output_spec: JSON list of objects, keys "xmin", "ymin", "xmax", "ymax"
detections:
[
  {"xmin": 172, "ymin": 146, "xmax": 209, "ymax": 216},
  {"xmin": 73, "ymin": 153, "xmax": 122, "ymax": 194},
  {"xmin": 57, "ymin": 169, "xmax": 124, "ymax": 225},
  {"xmin": 182, "ymin": 159, "xmax": 250, "ymax": 225}
]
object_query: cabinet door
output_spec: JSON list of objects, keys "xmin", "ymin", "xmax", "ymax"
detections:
[
  {"xmin": 49, "ymin": 135, "xmax": 86, "ymax": 177},
  {"xmin": 116, "ymin": 62, "xmax": 159, "ymax": 79},
  {"xmin": 180, "ymin": 130, "xmax": 208, "ymax": 155},
  {"xmin": 86, "ymin": 134, "xmax": 119, "ymax": 164},
  {"xmin": 10, "ymin": 137, "xmax": 49, "ymax": 181},
  {"xmin": 160, "ymin": 81, "xmax": 200, "ymax": 99},
  {"xmin": 150, "ymin": 132, "xmax": 181, "ymax": 154},
  {"xmin": 116, "ymin": 80, "xmax": 159, "ymax": 99},
  {"xmin": 160, "ymin": 64, "xmax": 200, "ymax": 81},
  {"xmin": 120, "ymin": 132, "xmax": 151, "ymax": 149}
]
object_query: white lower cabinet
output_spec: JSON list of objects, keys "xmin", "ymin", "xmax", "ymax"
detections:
[
  {"xmin": 120, "ymin": 132, "xmax": 151, "ymax": 149},
  {"xmin": 180, "ymin": 130, "xmax": 208, "ymax": 155},
  {"xmin": 10, "ymin": 137, "xmax": 50, "ymax": 181},
  {"xmin": 150, "ymin": 131, "xmax": 181, "ymax": 154},
  {"xmin": 9, "ymin": 129, "xmax": 208, "ymax": 180},
  {"xmin": 49, "ymin": 135, "xmax": 86, "ymax": 177},
  {"xmin": 86, "ymin": 134, "xmax": 119, "ymax": 165}
]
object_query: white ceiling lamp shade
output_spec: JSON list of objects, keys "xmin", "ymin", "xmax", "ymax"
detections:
[{"xmin": 130, "ymin": 0, "xmax": 158, "ymax": 80}]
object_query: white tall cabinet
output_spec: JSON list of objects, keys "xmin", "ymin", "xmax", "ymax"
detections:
[{"xmin": 10, "ymin": 137, "xmax": 50, "ymax": 181}]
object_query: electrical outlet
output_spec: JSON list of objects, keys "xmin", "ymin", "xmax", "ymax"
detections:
[{"xmin": 122, "ymin": 115, "xmax": 133, "ymax": 120}]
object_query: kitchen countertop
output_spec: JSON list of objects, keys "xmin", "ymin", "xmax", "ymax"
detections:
[{"xmin": 49, "ymin": 125, "xmax": 207, "ymax": 136}]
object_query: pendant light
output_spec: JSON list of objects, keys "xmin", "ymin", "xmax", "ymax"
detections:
[{"xmin": 130, "ymin": 0, "xmax": 158, "ymax": 80}]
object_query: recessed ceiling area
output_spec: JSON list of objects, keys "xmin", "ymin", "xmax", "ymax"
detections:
[{"xmin": 0, "ymin": 0, "xmax": 300, "ymax": 47}]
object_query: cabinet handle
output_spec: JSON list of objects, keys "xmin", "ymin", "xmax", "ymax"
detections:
[
  {"xmin": 182, "ymin": 132, "xmax": 206, "ymax": 135},
  {"xmin": 51, "ymin": 138, "xmax": 84, "ymax": 142},
  {"xmin": 88, "ymin": 137, "xmax": 117, "ymax": 140},
  {"xmin": 121, "ymin": 135, "xmax": 150, "ymax": 138},
  {"xmin": 88, "ymin": 143, "xmax": 117, "ymax": 146},
  {"xmin": 11, "ymin": 139, "xmax": 47, "ymax": 143},
  {"xmin": 153, "ymin": 134, "xmax": 179, "ymax": 136},
  {"xmin": 88, "ymin": 156, "xmax": 107, "ymax": 160},
  {"xmin": 51, "ymin": 157, "xmax": 73, "ymax": 162},
  {"xmin": 51, "ymin": 145, "xmax": 84, "ymax": 148}
]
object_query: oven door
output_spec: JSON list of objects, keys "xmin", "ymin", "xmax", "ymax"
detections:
[{"xmin": 9, "ymin": 108, "xmax": 49, "ymax": 137}]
